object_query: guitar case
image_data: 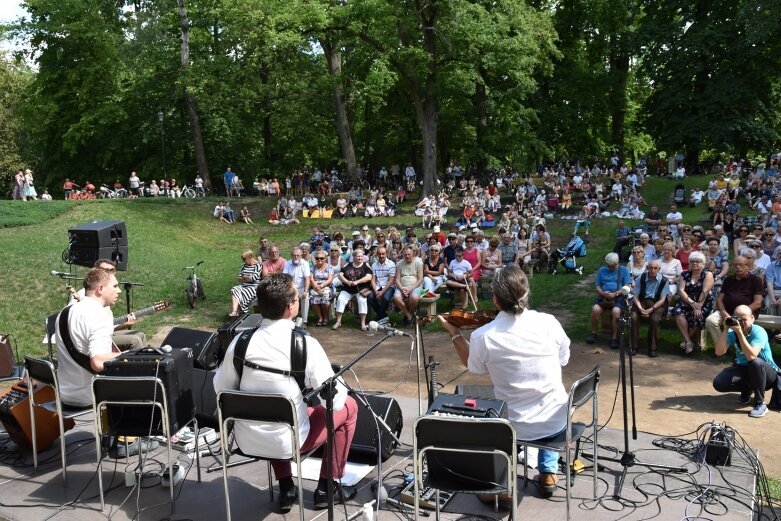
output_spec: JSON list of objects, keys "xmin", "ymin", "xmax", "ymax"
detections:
[{"xmin": 0, "ymin": 380, "xmax": 75, "ymax": 452}]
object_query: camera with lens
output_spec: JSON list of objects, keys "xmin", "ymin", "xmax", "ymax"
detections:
[{"xmin": 725, "ymin": 317, "xmax": 742, "ymax": 327}]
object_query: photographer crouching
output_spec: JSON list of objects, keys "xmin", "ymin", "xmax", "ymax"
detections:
[{"xmin": 713, "ymin": 305, "xmax": 780, "ymax": 418}]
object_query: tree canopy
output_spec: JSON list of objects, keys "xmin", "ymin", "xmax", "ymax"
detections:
[{"xmin": 2, "ymin": 0, "xmax": 780, "ymax": 194}]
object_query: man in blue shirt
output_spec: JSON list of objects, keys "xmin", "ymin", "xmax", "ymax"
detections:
[
  {"xmin": 224, "ymin": 167, "xmax": 235, "ymax": 195},
  {"xmin": 630, "ymin": 260, "xmax": 669, "ymax": 357},
  {"xmin": 764, "ymin": 246, "xmax": 781, "ymax": 315},
  {"xmin": 713, "ymin": 305, "xmax": 780, "ymax": 418},
  {"xmin": 587, "ymin": 252, "xmax": 632, "ymax": 349}
]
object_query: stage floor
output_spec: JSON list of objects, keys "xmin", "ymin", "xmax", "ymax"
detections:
[{"xmin": 0, "ymin": 395, "xmax": 764, "ymax": 521}]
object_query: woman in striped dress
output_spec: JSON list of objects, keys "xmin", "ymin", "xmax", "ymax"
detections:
[{"xmin": 229, "ymin": 250, "xmax": 262, "ymax": 316}]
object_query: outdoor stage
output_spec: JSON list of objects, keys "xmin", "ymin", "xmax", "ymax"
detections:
[{"xmin": 0, "ymin": 394, "xmax": 765, "ymax": 521}]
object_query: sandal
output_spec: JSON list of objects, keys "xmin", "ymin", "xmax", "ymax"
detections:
[
  {"xmin": 683, "ymin": 341, "xmax": 694, "ymax": 354},
  {"xmin": 331, "ymin": 323, "xmax": 341, "ymax": 330},
  {"xmin": 228, "ymin": 311, "xmax": 240, "ymax": 317},
  {"xmin": 360, "ymin": 325, "xmax": 368, "ymax": 331}
]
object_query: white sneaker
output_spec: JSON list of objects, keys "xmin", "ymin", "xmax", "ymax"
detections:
[{"xmin": 518, "ymin": 446, "xmax": 538, "ymax": 469}]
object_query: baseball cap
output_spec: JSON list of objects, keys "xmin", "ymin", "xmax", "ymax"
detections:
[{"xmin": 352, "ymin": 231, "xmax": 360, "ymax": 236}]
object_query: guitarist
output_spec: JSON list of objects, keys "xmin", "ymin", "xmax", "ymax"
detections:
[
  {"xmin": 67, "ymin": 259, "xmax": 146, "ymax": 350},
  {"xmin": 55, "ymin": 267, "xmax": 124, "ymax": 407}
]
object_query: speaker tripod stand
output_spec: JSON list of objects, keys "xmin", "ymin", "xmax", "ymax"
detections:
[{"xmin": 599, "ymin": 299, "xmax": 687, "ymax": 498}]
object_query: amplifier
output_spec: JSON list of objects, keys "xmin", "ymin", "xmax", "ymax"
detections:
[
  {"xmin": 427, "ymin": 393, "xmax": 507, "ymax": 419},
  {"xmin": 349, "ymin": 393, "xmax": 403, "ymax": 462},
  {"xmin": 217, "ymin": 314, "xmax": 264, "ymax": 363},
  {"xmin": 102, "ymin": 347, "xmax": 194, "ymax": 436}
]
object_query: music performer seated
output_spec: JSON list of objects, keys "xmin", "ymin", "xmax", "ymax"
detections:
[
  {"xmin": 67, "ymin": 259, "xmax": 146, "ymax": 350},
  {"xmin": 438, "ymin": 265, "xmax": 571, "ymax": 501},
  {"xmin": 57, "ymin": 267, "xmax": 157, "ymax": 457},
  {"xmin": 213, "ymin": 273, "xmax": 358, "ymax": 512}
]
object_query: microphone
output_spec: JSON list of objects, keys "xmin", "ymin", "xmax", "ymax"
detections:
[
  {"xmin": 619, "ymin": 285, "xmax": 633, "ymax": 297},
  {"xmin": 51, "ymin": 270, "xmax": 70, "ymax": 278},
  {"xmin": 368, "ymin": 321, "xmax": 412, "ymax": 337}
]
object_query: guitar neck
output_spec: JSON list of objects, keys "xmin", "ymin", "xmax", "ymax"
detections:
[{"xmin": 114, "ymin": 304, "xmax": 163, "ymax": 326}]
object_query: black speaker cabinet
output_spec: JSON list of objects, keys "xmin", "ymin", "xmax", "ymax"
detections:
[
  {"xmin": 217, "ymin": 314, "xmax": 264, "ymax": 363},
  {"xmin": 161, "ymin": 327, "xmax": 219, "ymax": 371},
  {"xmin": 102, "ymin": 347, "xmax": 194, "ymax": 436},
  {"xmin": 68, "ymin": 220, "xmax": 129, "ymax": 270},
  {"xmin": 192, "ymin": 367, "xmax": 218, "ymax": 429},
  {"xmin": 68, "ymin": 245, "xmax": 128, "ymax": 271},
  {"xmin": 349, "ymin": 394, "xmax": 403, "ymax": 461},
  {"xmin": 68, "ymin": 220, "xmax": 128, "ymax": 248}
]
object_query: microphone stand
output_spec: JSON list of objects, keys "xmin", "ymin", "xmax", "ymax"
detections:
[
  {"xmin": 305, "ymin": 332, "xmax": 397, "ymax": 521},
  {"xmin": 596, "ymin": 295, "xmax": 686, "ymax": 498},
  {"xmin": 120, "ymin": 281, "xmax": 144, "ymax": 315}
]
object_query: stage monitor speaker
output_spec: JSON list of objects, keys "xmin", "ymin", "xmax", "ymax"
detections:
[
  {"xmin": 68, "ymin": 245, "xmax": 128, "ymax": 271},
  {"xmin": 192, "ymin": 367, "xmax": 218, "ymax": 429},
  {"xmin": 217, "ymin": 314, "xmax": 264, "ymax": 363},
  {"xmin": 161, "ymin": 327, "xmax": 219, "ymax": 371},
  {"xmin": 102, "ymin": 347, "xmax": 194, "ymax": 436},
  {"xmin": 68, "ymin": 220, "xmax": 128, "ymax": 248},
  {"xmin": 68, "ymin": 220, "xmax": 128, "ymax": 271},
  {"xmin": 349, "ymin": 394, "xmax": 402, "ymax": 461}
]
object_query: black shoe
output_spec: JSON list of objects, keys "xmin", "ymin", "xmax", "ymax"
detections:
[
  {"xmin": 278, "ymin": 485, "xmax": 298, "ymax": 513},
  {"xmin": 608, "ymin": 339, "xmax": 619, "ymax": 350},
  {"xmin": 313, "ymin": 482, "xmax": 357, "ymax": 509},
  {"xmin": 648, "ymin": 349, "xmax": 657, "ymax": 358}
]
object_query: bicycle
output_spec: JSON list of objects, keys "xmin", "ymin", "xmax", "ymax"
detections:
[
  {"xmin": 181, "ymin": 184, "xmax": 197, "ymax": 198},
  {"xmin": 98, "ymin": 185, "xmax": 129, "ymax": 199},
  {"xmin": 183, "ymin": 261, "xmax": 206, "ymax": 308}
]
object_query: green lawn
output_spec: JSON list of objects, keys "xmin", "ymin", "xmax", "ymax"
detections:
[{"xmin": 0, "ymin": 175, "xmax": 757, "ymax": 359}]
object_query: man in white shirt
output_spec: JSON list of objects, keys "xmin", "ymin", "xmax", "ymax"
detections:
[
  {"xmin": 128, "ymin": 171, "xmax": 140, "ymax": 197},
  {"xmin": 666, "ymin": 204, "xmax": 683, "ymax": 238},
  {"xmin": 213, "ymin": 274, "xmax": 358, "ymax": 511},
  {"xmin": 438, "ymin": 265, "xmax": 570, "ymax": 500},
  {"xmin": 369, "ymin": 247, "xmax": 396, "ymax": 320},
  {"xmin": 283, "ymin": 247, "xmax": 311, "ymax": 325},
  {"xmin": 56, "ymin": 268, "xmax": 123, "ymax": 407}
]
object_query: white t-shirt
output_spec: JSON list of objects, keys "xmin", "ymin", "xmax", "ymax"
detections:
[
  {"xmin": 283, "ymin": 260, "xmax": 311, "ymax": 291},
  {"xmin": 212, "ymin": 319, "xmax": 347, "ymax": 459},
  {"xmin": 468, "ymin": 310, "xmax": 570, "ymax": 440},
  {"xmin": 56, "ymin": 297, "xmax": 115, "ymax": 406}
]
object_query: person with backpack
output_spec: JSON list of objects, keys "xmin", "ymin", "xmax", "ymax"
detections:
[{"xmin": 213, "ymin": 273, "xmax": 358, "ymax": 512}]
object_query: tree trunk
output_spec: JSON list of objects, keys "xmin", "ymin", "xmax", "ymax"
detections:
[
  {"xmin": 176, "ymin": 0, "xmax": 210, "ymax": 188},
  {"xmin": 417, "ymin": 93, "xmax": 438, "ymax": 197},
  {"xmin": 321, "ymin": 39, "xmax": 357, "ymax": 179},
  {"xmin": 474, "ymin": 67, "xmax": 488, "ymax": 175},
  {"xmin": 259, "ymin": 63, "xmax": 274, "ymax": 162},
  {"xmin": 609, "ymin": 37, "xmax": 629, "ymax": 165}
]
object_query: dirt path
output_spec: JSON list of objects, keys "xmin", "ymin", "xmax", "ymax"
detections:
[{"xmin": 310, "ymin": 327, "xmax": 781, "ymax": 477}]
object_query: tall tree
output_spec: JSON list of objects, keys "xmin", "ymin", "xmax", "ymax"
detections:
[
  {"xmin": 176, "ymin": 0, "xmax": 211, "ymax": 188},
  {"xmin": 640, "ymin": 0, "xmax": 781, "ymax": 165}
]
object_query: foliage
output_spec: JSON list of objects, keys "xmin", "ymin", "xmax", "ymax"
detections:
[{"xmin": 0, "ymin": 51, "xmax": 33, "ymax": 196}]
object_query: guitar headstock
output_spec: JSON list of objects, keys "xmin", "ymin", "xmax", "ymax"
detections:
[{"xmin": 153, "ymin": 300, "xmax": 172, "ymax": 312}]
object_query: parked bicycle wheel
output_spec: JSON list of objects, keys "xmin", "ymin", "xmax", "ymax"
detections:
[
  {"xmin": 186, "ymin": 284, "xmax": 197, "ymax": 308},
  {"xmin": 115, "ymin": 188, "xmax": 128, "ymax": 198},
  {"xmin": 182, "ymin": 187, "xmax": 196, "ymax": 198},
  {"xmin": 196, "ymin": 278, "xmax": 206, "ymax": 299}
]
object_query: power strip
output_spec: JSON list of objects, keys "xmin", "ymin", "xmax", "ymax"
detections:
[{"xmin": 399, "ymin": 481, "xmax": 453, "ymax": 510}]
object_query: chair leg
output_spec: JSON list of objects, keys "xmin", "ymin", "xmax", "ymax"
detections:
[
  {"xmin": 95, "ymin": 409, "xmax": 105, "ymax": 511},
  {"xmin": 295, "ymin": 452, "xmax": 305, "ymax": 521},
  {"xmin": 221, "ymin": 441, "xmax": 232, "ymax": 521},
  {"xmin": 267, "ymin": 462, "xmax": 274, "ymax": 502},
  {"xmin": 28, "ymin": 388, "xmax": 38, "ymax": 472},
  {"xmin": 435, "ymin": 490, "xmax": 441, "ymax": 521},
  {"xmin": 58, "ymin": 412, "xmax": 67, "ymax": 486}
]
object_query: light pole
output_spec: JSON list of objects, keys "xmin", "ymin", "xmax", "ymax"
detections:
[{"xmin": 158, "ymin": 111, "xmax": 167, "ymax": 195}]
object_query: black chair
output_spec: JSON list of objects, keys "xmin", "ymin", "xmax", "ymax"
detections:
[
  {"xmin": 92, "ymin": 376, "xmax": 201, "ymax": 513},
  {"xmin": 45, "ymin": 313, "xmax": 58, "ymax": 364},
  {"xmin": 217, "ymin": 390, "xmax": 322, "ymax": 521},
  {"xmin": 413, "ymin": 415, "xmax": 517, "ymax": 520},
  {"xmin": 23, "ymin": 356, "xmax": 93, "ymax": 486},
  {"xmin": 517, "ymin": 365, "xmax": 600, "ymax": 521}
]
